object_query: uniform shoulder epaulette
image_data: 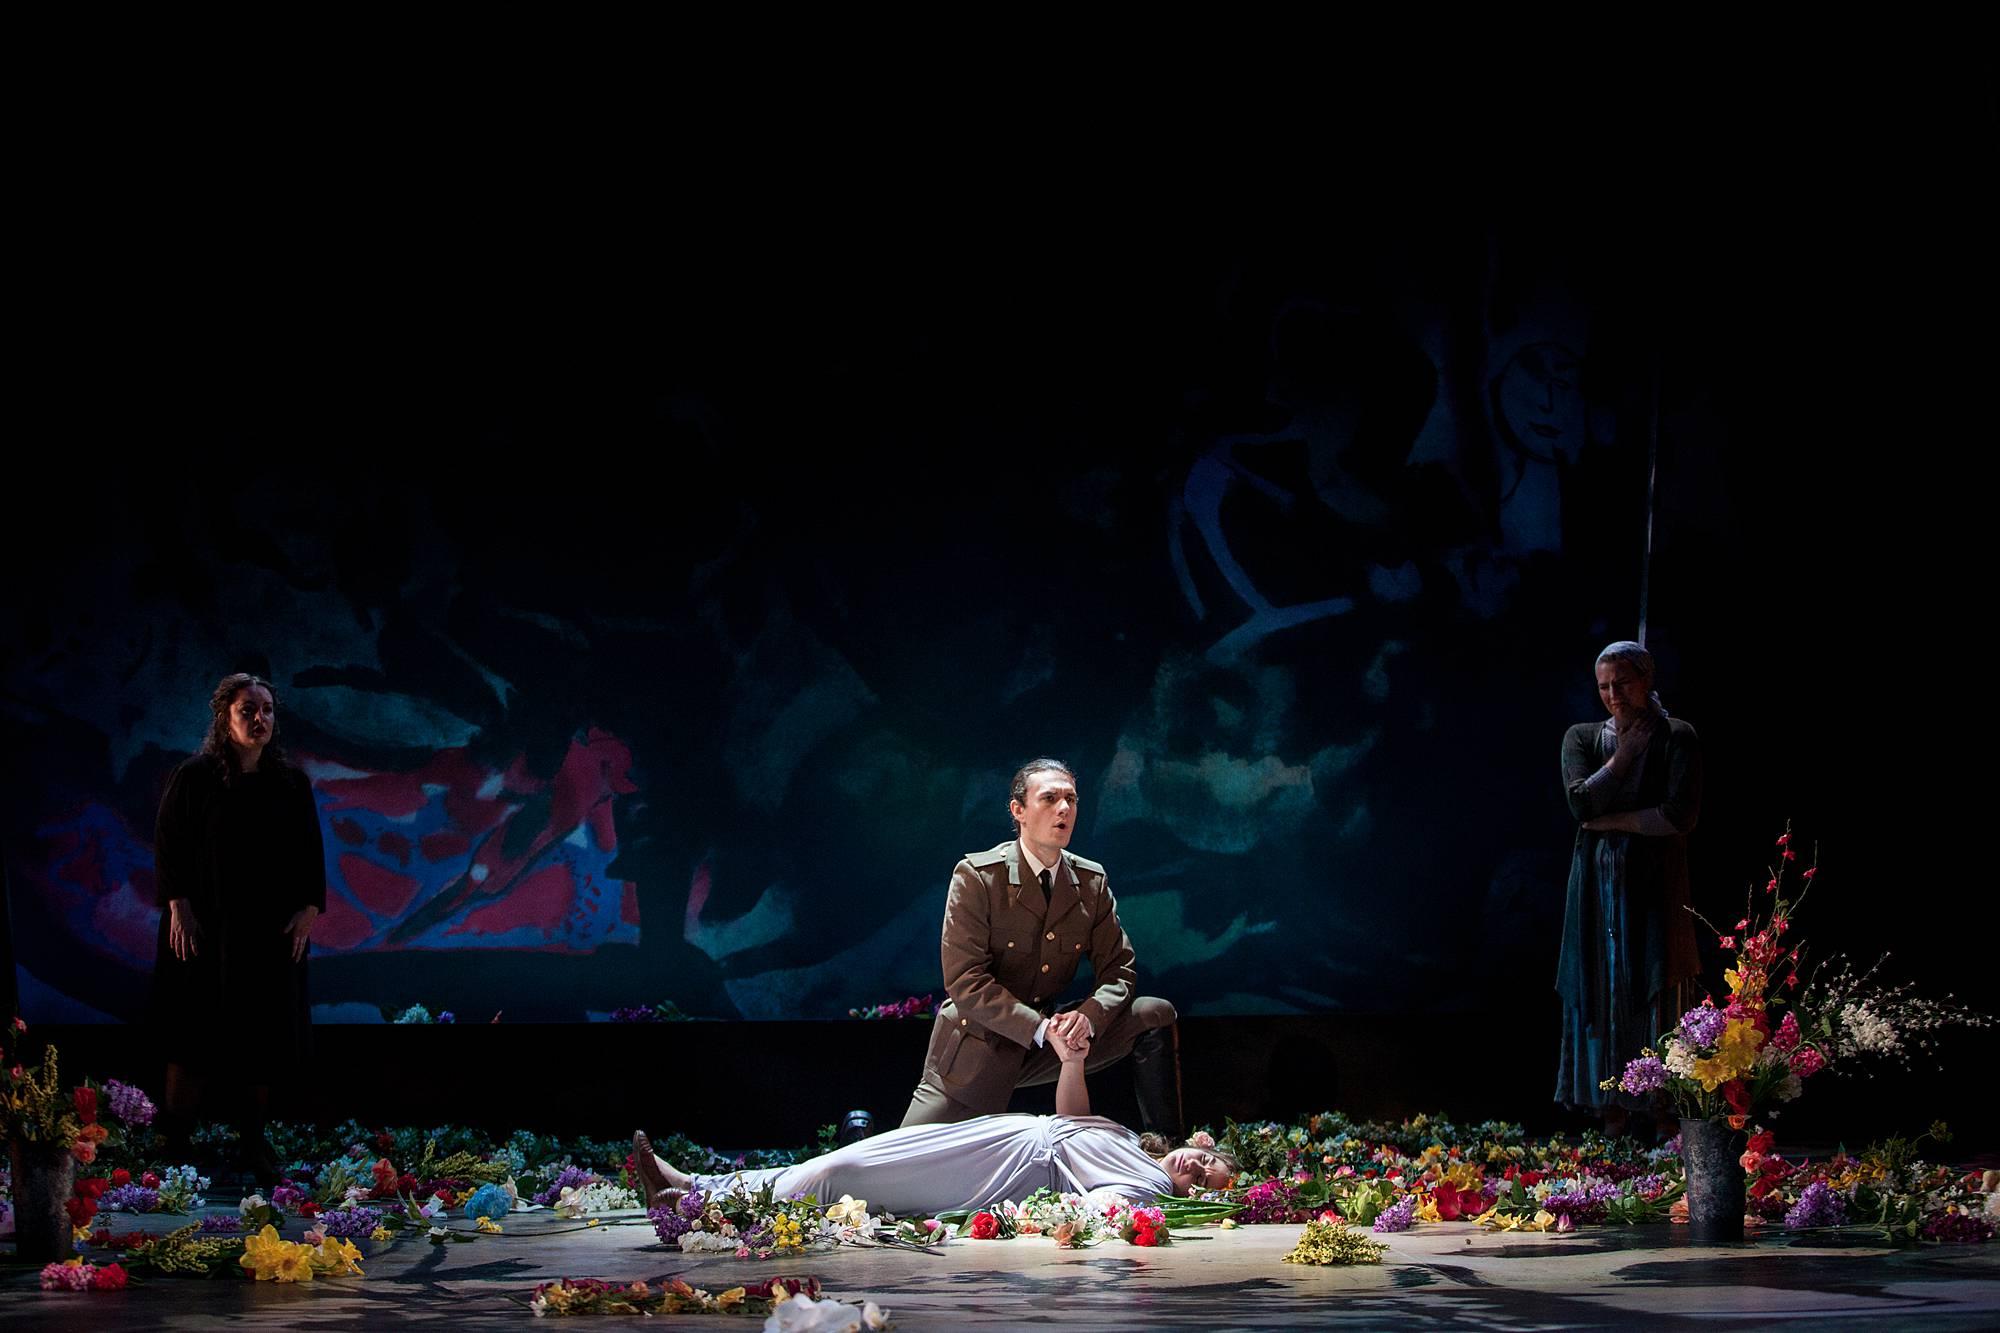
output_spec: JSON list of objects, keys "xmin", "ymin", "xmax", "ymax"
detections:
[
  {"xmin": 1065, "ymin": 853, "xmax": 1106, "ymax": 877},
  {"xmin": 963, "ymin": 845, "xmax": 1010, "ymax": 868}
]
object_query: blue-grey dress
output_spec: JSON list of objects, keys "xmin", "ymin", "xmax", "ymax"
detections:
[{"xmin": 1554, "ymin": 717, "xmax": 1702, "ymax": 1110}]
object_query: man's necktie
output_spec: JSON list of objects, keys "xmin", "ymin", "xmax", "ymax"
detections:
[{"xmin": 1038, "ymin": 867, "xmax": 1052, "ymax": 907}]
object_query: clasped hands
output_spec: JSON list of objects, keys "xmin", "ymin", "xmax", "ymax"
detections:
[{"xmin": 1046, "ymin": 1010, "xmax": 1092, "ymax": 1056}]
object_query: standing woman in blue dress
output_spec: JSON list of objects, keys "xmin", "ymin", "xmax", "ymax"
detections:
[
  {"xmin": 1554, "ymin": 641, "xmax": 1701, "ymax": 1134},
  {"xmin": 152, "ymin": 672, "xmax": 326, "ymax": 1177}
]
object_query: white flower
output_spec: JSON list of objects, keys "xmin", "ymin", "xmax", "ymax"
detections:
[
  {"xmin": 1774, "ymin": 1074, "xmax": 1804, "ymax": 1102},
  {"xmin": 555, "ymin": 1187, "xmax": 590, "ymax": 1219},
  {"xmin": 763, "ymin": 1295, "xmax": 892, "ymax": 1332},
  {"xmin": 1840, "ymin": 1002, "xmax": 1901, "ymax": 1056},
  {"xmin": 1985, "ymin": 1192, "xmax": 2000, "ymax": 1223},
  {"xmin": 240, "ymin": 1193, "xmax": 269, "ymax": 1216},
  {"xmin": 1663, "ymin": 1039, "xmax": 1697, "ymax": 1078},
  {"xmin": 825, "ymin": 1195, "xmax": 871, "ymax": 1229},
  {"xmin": 680, "ymin": 1231, "xmax": 739, "ymax": 1253},
  {"xmin": 427, "ymin": 1226, "xmax": 449, "ymax": 1239}
]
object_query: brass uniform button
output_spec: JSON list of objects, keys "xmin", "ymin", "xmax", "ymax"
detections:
[{"xmin": 1041, "ymin": 964, "xmax": 1050, "ymax": 973}]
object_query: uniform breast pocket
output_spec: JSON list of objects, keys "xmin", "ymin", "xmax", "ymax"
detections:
[
  {"xmin": 1057, "ymin": 930, "xmax": 1090, "ymax": 968},
  {"xmin": 989, "ymin": 909, "xmax": 1042, "ymax": 956}
]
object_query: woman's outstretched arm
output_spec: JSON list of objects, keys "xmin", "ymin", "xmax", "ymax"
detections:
[{"xmin": 1054, "ymin": 1033, "xmax": 1091, "ymax": 1117}]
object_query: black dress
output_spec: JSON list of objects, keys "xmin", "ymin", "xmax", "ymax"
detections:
[
  {"xmin": 1553, "ymin": 717, "xmax": 1702, "ymax": 1110},
  {"xmin": 152, "ymin": 754, "xmax": 327, "ymax": 1080}
]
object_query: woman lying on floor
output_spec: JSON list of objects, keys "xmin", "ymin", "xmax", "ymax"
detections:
[{"xmin": 632, "ymin": 1027, "xmax": 1234, "ymax": 1216}]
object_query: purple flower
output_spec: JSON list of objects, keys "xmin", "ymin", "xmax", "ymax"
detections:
[
  {"xmin": 1372, "ymin": 1195, "xmax": 1417, "ymax": 1233},
  {"xmin": 271, "ymin": 1185, "xmax": 309, "ymax": 1211},
  {"xmin": 533, "ymin": 1165, "xmax": 599, "ymax": 1207},
  {"xmin": 1543, "ymin": 1181, "xmax": 1622, "ymax": 1225},
  {"xmin": 1922, "ymin": 1211, "xmax": 1996, "ymax": 1244},
  {"xmin": 1679, "ymin": 1005, "xmax": 1728, "ymax": 1049},
  {"xmin": 104, "ymin": 1079, "xmax": 157, "ymax": 1130},
  {"xmin": 99, "ymin": 1184, "xmax": 162, "ymax": 1213},
  {"xmin": 199, "ymin": 1215, "xmax": 241, "ymax": 1233},
  {"xmin": 1784, "ymin": 1181, "xmax": 1848, "ymax": 1229},
  {"xmin": 612, "ymin": 1006, "xmax": 663, "ymax": 1023},
  {"xmin": 321, "ymin": 1206, "xmax": 383, "ymax": 1238},
  {"xmin": 1619, "ymin": 1056, "xmax": 1668, "ymax": 1095},
  {"xmin": 1237, "ymin": 1177, "xmax": 1306, "ymax": 1225},
  {"xmin": 648, "ymin": 1188, "xmax": 705, "ymax": 1245}
]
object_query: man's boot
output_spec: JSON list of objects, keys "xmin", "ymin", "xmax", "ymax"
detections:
[{"xmin": 1130, "ymin": 1024, "xmax": 1184, "ymax": 1140}]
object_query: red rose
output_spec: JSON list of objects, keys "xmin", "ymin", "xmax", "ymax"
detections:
[
  {"xmin": 79, "ymin": 1176, "xmax": 110, "ymax": 1200},
  {"xmin": 142, "ymin": 1172, "xmax": 160, "ymax": 1189},
  {"xmin": 1747, "ymin": 1131, "xmax": 1776, "ymax": 1157},
  {"xmin": 91, "ymin": 1263, "xmax": 129, "ymax": 1290},
  {"xmin": 111, "ymin": 1168, "xmax": 132, "ymax": 1187},
  {"xmin": 298, "ymin": 1200, "xmax": 322, "ymax": 1217},
  {"xmin": 73, "ymin": 1086, "xmax": 98, "ymax": 1125},
  {"xmin": 1723, "ymin": 1080, "xmax": 1752, "ymax": 1116},
  {"xmin": 66, "ymin": 1196, "xmax": 98, "ymax": 1227},
  {"xmin": 969, "ymin": 1211, "xmax": 1000, "ymax": 1240}
]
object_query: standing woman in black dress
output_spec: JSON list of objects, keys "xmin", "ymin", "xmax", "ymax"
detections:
[
  {"xmin": 152, "ymin": 672, "xmax": 325, "ymax": 1177},
  {"xmin": 1553, "ymin": 642, "xmax": 1702, "ymax": 1137}
]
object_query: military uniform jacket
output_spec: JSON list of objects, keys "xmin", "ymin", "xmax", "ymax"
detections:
[{"xmin": 919, "ymin": 840, "xmax": 1138, "ymax": 1112}]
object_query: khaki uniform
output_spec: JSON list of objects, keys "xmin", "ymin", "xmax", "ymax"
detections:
[{"xmin": 901, "ymin": 840, "xmax": 1175, "ymax": 1125}]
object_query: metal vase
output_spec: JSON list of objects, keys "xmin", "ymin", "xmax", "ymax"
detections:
[
  {"xmin": 8, "ymin": 1137, "xmax": 77, "ymax": 1263},
  {"xmin": 1679, "ymin": 1117, "xmax": 1747, "ymax": 1243}
]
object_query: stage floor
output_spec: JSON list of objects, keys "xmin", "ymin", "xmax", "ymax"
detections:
[{"xmin": 6, "ymin": 1204, "xmax": 2000, "ymax": 1330}]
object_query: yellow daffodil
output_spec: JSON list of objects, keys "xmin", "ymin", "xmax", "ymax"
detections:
[
  {"xmin": 370, "ymin": 1226, "xmax": 393, "ymax": 1243},
  {"xmin": 586, "ymin": 1219, "xmax": 600, "ymax": 1227},
  {"xmin": 1415, "ymin": 1198, "xmax": 1441, "ymax": 1224},
  {"xmin": 716, "ymin": 1287, "xmax": 746, "ymax": 1311},
  {"xmin": 241, "ymin": 1225, "xmax": 317, "ymax": 1283},
  {"xmin": 309, "ymin": 1236, "xmax": 365, "ymax": 1277},
  {"xmin": 476, "ymin": 1217, "xmax": 503, "ymax": 1234},
  {"xmin": 1691, "ymin": 1019, "xmax": 1766, "ymax": 1090}
]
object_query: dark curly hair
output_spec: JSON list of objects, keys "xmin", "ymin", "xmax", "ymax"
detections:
[{"xmin": 202, "ymin": 672, "xmax": 290, "ymax": 782}]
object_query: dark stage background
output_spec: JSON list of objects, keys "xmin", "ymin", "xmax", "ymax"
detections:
[{"xmin": 4, "ymin": 111, "xmax": 1993, "ymax": 1145}]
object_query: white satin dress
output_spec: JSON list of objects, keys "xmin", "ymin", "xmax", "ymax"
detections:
[{"xmin": 688, "ymin": 1114, "xmax": 1172, "ymax": 1214}]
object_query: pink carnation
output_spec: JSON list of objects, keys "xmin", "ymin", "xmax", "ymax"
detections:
[
  {"xmin": 1790, "ymin": 1046, "xmax": 1826, "ymax": 1078},
  {"xmin": 1771, "ymin": 1011, "xmax": 1801, "ymax": 1054}
]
